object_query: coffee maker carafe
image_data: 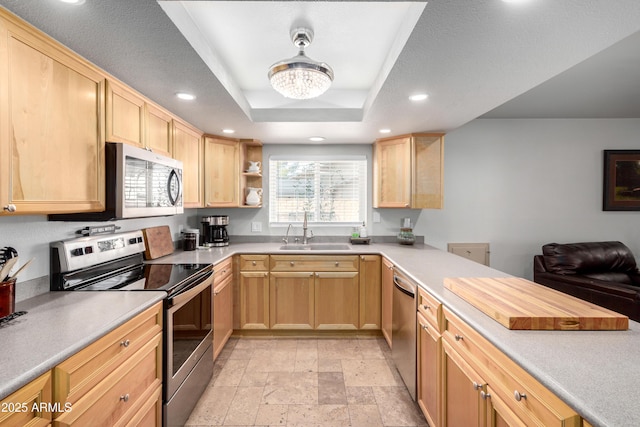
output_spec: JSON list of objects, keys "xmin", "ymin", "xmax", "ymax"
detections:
[{"xmin": 201, "ymin": 215, "xmax": 229, "ymax": 247}]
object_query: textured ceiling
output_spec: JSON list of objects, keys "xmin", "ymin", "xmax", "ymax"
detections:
[{"xmin": 1, "ymin": 0, "xmax": 639, "ymax": 144}]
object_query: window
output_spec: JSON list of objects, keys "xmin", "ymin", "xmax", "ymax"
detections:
[{"xmin": 269, "ymin": 156, "xmax": 367, "ymax": 225}]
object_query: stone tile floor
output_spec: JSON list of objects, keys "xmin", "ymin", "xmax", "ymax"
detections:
[{"xmin": 185, "ymin": 337, "xmax": 428, "ymax": 426}]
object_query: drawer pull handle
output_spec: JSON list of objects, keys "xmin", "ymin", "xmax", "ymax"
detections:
[
  {"xmin": 421, "ymin": 323, "xmax": 428, "ymax": 331},
  {"xmin": 480, "ymin": 391, "xmax": 491, "ymax": 400},
  {"xmin": 120, "ymin": 394, "xmax": 130, "ymax": 402},
  {"xmin": 3, "ymin": 204, "xmax": 16, "ymax": 212},
  {"xmin": 120, "ymin": 339, "xmax": 130, "ymax": 348},
  {"xmin": 264, "ymin": 272, "xmax": 268, "ymax": 277},
  {"xmin": 421, "ymin": 304, "xmax": 430, "ymax": 310},
  {"xmin": 290, "ymin": 261, "xmax": 295, "ymax": 266},
  {"xmin": 252, "ymin": 261, "xmax": 257, "ymax": 266},
  {"xmin": 514, "ymin": 391, "xmax": 527, "ymax": 401},
  {"xmin": 335, "ymin": 262, "xmax": 339, "ymax": 267},
  {"xmin": 472, "ymin": 381, "xmax": 482, "ymax": 390},
  {"xmin": 454, "ymin": 334, "xmax": 463, "ymax": 341}
]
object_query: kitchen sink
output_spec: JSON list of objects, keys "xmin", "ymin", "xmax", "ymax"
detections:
[{"xmin": 278, "ymin": 244, "xmax": 351, "ymax": 251}]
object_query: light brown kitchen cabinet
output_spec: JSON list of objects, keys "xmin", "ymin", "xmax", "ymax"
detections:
[
  {"xmin": 238, "ymin": 255, "xmax": 270, "ymax": 329},
  {"xmin": 204, "ymin": 135, "xmax": 240, "ymax": 207},
  {"xmin": 145, "ymin": 102, "xmax": 173, "ymax": 156},
  {"xmin": 270, "ymin": 271, "xmax": 315, "ymax": 329},
  {"xmin": 0, "ymin": 10, "xmax": 105, "ymax": 215},
  {"xmin": 105, "ymin": 79, "xmax": 145, "ymax": 148},
  {"xmin": 359, "ymin": 255, "xmax": 381, "ymax": 330},
  {"xmin": 381, "ymin": 257, "xmax": 394, "ymax": 346},
  {"xmin": 173, "ymin": 119, "xmax": 204, "ymax": 208},
  {"xmin": 442, "ymin": 307, "xmax": 580, "ymax": 427},
  {"xmin": 373, "ymin": 133, "xmax": 444, "ymax": 209},
  {"xmin": 0, "ymin": 371, "xmax": 52, "ymax": 426},
  {"xmin": 213, "ymin": 257, "xmax": 233, "ymax": 359},
  {"xmin": 315, "ymin": 271, "xmax": 360, "ymax": 329},
  {"xmin": 52, "ymin": 302, "xmax": 162, "ymax": 426},
  {"xmin": 417, "ymin": 287, "xmax": 442, "ymax": 427},
  {"xmin": 239, "ymin": 139, "xmax": 263, "ymax": 208}
]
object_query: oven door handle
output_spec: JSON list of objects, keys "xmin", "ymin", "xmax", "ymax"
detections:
[{"xmin": 168, "ymin": 270, "xmax": 214, "ymax": 308}]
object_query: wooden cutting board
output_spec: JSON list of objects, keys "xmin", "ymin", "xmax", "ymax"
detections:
[
  {"xmin": 142, "ymin": 226, "xmax": 174, "ymax": 260},
  {"xmin": 444, "ymin": 277, "xmax": 629, "ymax": 330}
]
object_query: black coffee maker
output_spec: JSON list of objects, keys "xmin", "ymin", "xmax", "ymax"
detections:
[{"xmin": 201, "ymin": 215, "xmax": 229, "ymax": 247}]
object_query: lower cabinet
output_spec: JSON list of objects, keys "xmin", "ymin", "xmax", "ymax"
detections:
[
  {"xmin": 417, "ymin": 311, "xmax": 441, "ymax": 427},
  {"xmin": 359, "ymin": 255, "xmax": 381, "ymax": 330},
  {"xmin": 381, "ymin": 257, "xmax": 394, "ymax": 346},
  {"xmin": 213, "ymin": 257, "xmax": 234, "ymax": 359},
  {"xmin": 269, "ymin": 272, "xmax": 315, "ymax": 329},
  {"xmin": 315, "ymin": 271, "xmax": 359, "ymax": 329},
  {"xmin": 0, "ymin": 372, "xmax": 52, "ymax": 427},
  {"xmin": 53, "ymin": 302, "xmax": 163, "ymax": 426},
  {"xmin": 238, "ymin": 255, "xmax": 270, "ymax": 329},
  {"xmin": 441, "ymin": 307, "xmax": 581, "ymax": 427}
]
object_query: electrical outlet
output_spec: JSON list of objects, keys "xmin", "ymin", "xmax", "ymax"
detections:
[{"xmin": 251, "ymin": 222, "xmax": 262, "ymax": 232}]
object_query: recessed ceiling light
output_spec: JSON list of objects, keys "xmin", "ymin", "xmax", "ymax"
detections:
[
  {"xmin": 409, "ymin": 93, "xmax": 429, "ymax": 101},
  {"xmin": 59, "ymin": 0, "xmax": 85, "ymax": 4},
  {"xmin": 379, "ymin": 129, "xmax": 391, "ymax": 134},
  {"xmin": 502, "ymin": 0, "xmax": 530, "ymax": 3},
  {"xmin": 176, "ymin": 92, "xmax": 196, "ymax": 101},
  {"xmin": 309, "ymin": 137, "xmax": 325, "ymax": 142},
  {"xmin": 222, "ymin": 129, "xmax": 235, "ymax": 134}
]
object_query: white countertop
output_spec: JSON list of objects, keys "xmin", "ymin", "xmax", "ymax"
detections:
[{"xmin": 150, "ymin": 242, "xmax": 640, "ymax": 427}]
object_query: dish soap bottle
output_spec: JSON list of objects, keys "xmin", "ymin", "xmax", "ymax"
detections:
[{"xmin": 359, "ymin": 221, "xmax": 368, "ymax": 238}]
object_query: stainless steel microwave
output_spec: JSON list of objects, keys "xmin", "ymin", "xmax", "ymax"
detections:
[{"xmin": 49, "ymin": 142, "xmax": 183, "ymax": 221}]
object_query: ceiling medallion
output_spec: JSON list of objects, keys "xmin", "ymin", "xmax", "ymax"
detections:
[{"xmin": 268, "ymin": 28, "xmax": 334, "ymax": 100}]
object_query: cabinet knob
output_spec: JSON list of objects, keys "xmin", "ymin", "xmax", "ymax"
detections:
[
  {"xmin": 454, "ymin": 334, "xmax": 463, "ymax": 341},
  {"xmin": 335, "ymin": 262, "xmax": 339, "ymax": 267},
  {"xmin": 2, "ymin": 204, "xmax": 16, "ymax": 212},
  {"xmin": 120, "ymin": 394, "xmax": 130, "ymax": 402},
  {"xmin": 264, "ymin": 272, "xmax": 268, "ymax": 277},
  {"xmin": 480, "ymin": 391, "xmax": 491, "ymax": 400},
  {"xmin": 120, "ymin": 339, "xmax": 130, "ymax": 348},
  {"xmin": 421, "ymin": 323, "xmax": 428, "ymax": 331},
  {"xmin": 421, "ymin": 304, "xmax": 430, "ymax": 311},
  {"xmin": 514, "ymin": 390, "xmax": 527, "ymax": 401},
  {"xmin": 290, "ymin": 261, "xmax": 295, "ymax": 266},
  {"xmin": 404, "ymin": 204, "xmax": 410, "ymax": 208},
  {"xmin": 252, "ymin": 261, "xmax": 257, "ymax": 266},
  {"xmin": 472, "ymin": 381, "xmax": 482, "ymax": 390}
]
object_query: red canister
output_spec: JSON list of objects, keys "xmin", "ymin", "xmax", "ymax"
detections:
[{"xmin": 0, "ymin": 279, "xmax": 16, "ymax": 319}]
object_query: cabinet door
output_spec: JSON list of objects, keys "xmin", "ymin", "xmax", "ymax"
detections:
[
  {"xmin": 373, "ymin": 137, "xmax": 411, "ymax": 208},
  {"xmin": 239, "ymin": 271, "xmax": 269, "ymax": 329},
  {"xmin": 315, "ymin": 271, "xmax": 359, "ymax": 330},
  {"xmin": 417, "ymin": 311, "xmax": 441, "ymax": 427},
  {"xmin": 269, "ymin": 272, "xmax": 314, "ymax": 329},
  {"xmin": 485, "ymin": 385, "xmax": 526, "ymax": 427},
  {"xmin": 0, "ymin": 372, "xmax": 51, "ymax": 426},
  {"xmin": 204, "ymin": 136, "xmax": 239, "ymax": 207},
  {"xmin": 381, "ymin": 257, "xmax": 394, "ymax": 347},
  {"xmin": 1, "ymin": 24, "xmax": 105, "ymax": 214},
  {"xmin": 105, "ymin": 79, "xmax": 144, "ymax": 147},
  {"xmin": 145, "ymin": 103, "xmax": 172, "ymax": 156},
  {"xmin": 442, "ymin": 339, "xmax": 485, "ymax": 427},
  {"xmin": 173, "ymin": 120, "xmax": 203, "ymax": 208},
  {"xmin": 412, "ymin": 134, "xmax": 444, "ymax": 209},
  {"xmin": 359, "ymin": 255, "xmax": 381, "ymax": 329},
  {"xmin": 213, "ymin": 274, "xmax": 234, "ymax": 359}
]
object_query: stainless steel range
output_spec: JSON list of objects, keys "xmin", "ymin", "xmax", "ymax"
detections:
[{"xmin": 50, "ymin": 230, "xmax": 214, "ymax": 427}]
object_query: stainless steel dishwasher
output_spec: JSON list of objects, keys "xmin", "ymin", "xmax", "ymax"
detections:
[{"xmin": 391, "ymin": 268, "xmax": 417, "ymax": 400}]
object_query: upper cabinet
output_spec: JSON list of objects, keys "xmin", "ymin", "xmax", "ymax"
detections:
[
  {"xmin": 145, "ymin": 103, "xmax": 173, "ymax": 156},
  {"xmin": 239, "ymin": 139, "xmax": 263, "ymax": 208},
  {"xmin": 373, "ymin": 133, "xmax": 444, "ymax": 209},
  {"xmin": 0, "ymin": 10, "xmax": 106, "ymax": 215},
  {"xmin": 204, "ymin": 135, "xmax": 240, "ymax": 207},
  {"xmin": 173, "ymin": 119, "xmax": 203, "ymax": 208},
  {"xmin": 105, "ymin": 79, "xmax": 145, "ymax": 148}
]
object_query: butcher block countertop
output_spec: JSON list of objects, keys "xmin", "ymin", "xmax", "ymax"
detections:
[{"xmin": 444, "ymin": 276, "xmax": 629, "ymax": 330}]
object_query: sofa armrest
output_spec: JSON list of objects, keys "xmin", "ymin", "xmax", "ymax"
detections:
[
  {"xmin": 533, "ymin": 255, "xmax": 547, "ymax": 273},
  {"xmin": 534, "ymin": 271, "xmax": 640, "ymax": 300}
]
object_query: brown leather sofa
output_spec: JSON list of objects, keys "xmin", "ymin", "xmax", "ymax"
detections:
[{"xmin": 533, "ymin": 241, "xmax": 640, "ymax": 322}]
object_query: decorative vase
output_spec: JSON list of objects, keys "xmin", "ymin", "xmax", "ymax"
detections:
[
  {"xmin": 246, "ymin": 187, "xmax": 262, "ymax": 206},
  {"xmin": 247, "ymin": 161, "xmax": 261, "ymax": 173}
]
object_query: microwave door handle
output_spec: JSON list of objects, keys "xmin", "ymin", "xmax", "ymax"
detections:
[{"xmin": 167, "ymin": 169, "xmax": 181, "ymax": 206}]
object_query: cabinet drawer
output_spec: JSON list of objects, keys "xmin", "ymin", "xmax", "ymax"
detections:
[
  {"xmin": 53, "ymin": 302, "xmax": 162, "ymax": 406},
  {"xmin": 417, "ymin": 287, "xmax": 442, "ymax": 332},
  {"xmin": 443, "ymin": 307, "xmax": 494, "ymax": 373},
  {"xmin": 213, "ymin": 257, "xmax": 233, "ymax": 283},
  {"xmin": 239, "ymin": 255, "xmax": 269, "ymax": 271},
  {"xmin": 0, "ymin": 372, "xmax": 52, "ymax": 427},
  {"xmin": 270, "ymin": 255, "xmax": 359, "ymax": 272},
  {"xmin": 54, "ymin": 333, "xmax": 162, "ymax": 427}
]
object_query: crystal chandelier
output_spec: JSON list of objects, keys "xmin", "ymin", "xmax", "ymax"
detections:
[{"xmin": 268, "ymin": 28, "xmax": 334, "ymax": 100}]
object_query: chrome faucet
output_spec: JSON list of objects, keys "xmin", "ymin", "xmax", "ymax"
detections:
[
  {"xmin": 283, "ymin": 224, "xmax": 293, "ymax": 244},
  {"xmin": 302, "ymin": 211, "xmax": 314, "ymax": 245}
]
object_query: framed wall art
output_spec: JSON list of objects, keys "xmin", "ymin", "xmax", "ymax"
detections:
[{"xmin": 603, "ymin": 149, "xmax": 640, "ymax": 211}]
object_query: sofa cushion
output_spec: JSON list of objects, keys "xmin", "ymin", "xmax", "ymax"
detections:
[
  {"xmin": 583, "ymin": 272, "xmax": 634, "ymax": 285},
  {"xmin": 542, "ymin": 241, "xmax": 638, "ymax": 276}
]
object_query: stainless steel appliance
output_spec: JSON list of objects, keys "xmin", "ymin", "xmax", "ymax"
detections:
[
  {"xmin": 392, "ymin": 268, "xmax": 417, "ymax": 400},
  {"xmin": 201, "ymin": 215, "xmax": 229, "ymax": 247},
  {"xmin": 50, "ymin": 142, "xmax": 183, "ymax": 221},
  {"xmin": 50, "ymin": 230, "xmax": 213, "ymax": 427}
]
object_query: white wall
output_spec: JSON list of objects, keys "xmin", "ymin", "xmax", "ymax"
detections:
[{"xmin": 417, "ymin": 118, "xmax": 640, "ymax": 279}]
